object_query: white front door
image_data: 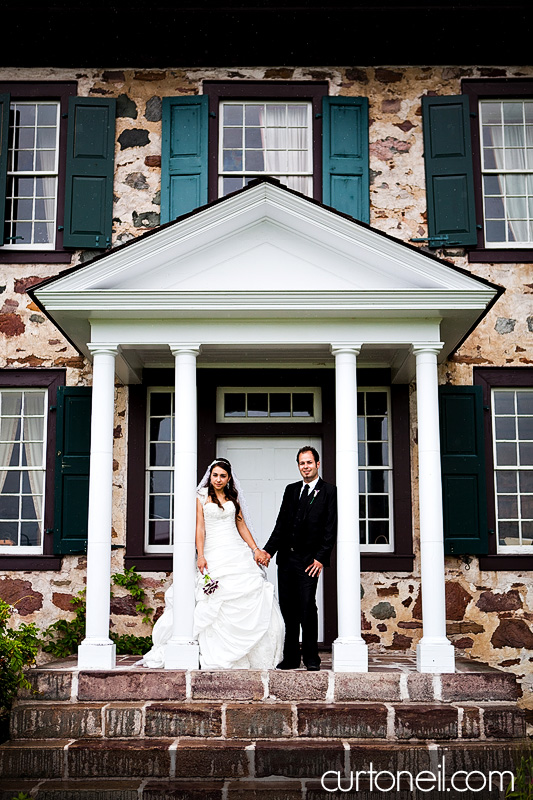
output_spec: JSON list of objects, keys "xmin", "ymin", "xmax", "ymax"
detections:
[{"xmin": 216, "ymin": 436, "xmax": 324, "ymax": 641}]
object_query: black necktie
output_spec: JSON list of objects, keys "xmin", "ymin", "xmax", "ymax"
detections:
[{"xmin": 298, "ymin": 484, "xmax": 310, "ymax": 508}]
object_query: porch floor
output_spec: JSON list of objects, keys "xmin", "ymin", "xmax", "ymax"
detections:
[{"xmin": 38, "ymin": 650, "xmax": 499, "ymax": 673}]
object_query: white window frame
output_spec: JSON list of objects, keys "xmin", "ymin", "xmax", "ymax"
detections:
[
  {"xmin": 216, "ymin": 387, "xmax": 322, "ymax": 423},
  {"xmin": 492, "ymin": 387, "xmax": 533, "ymax": 554},
  {"xmin": 0, "ymin": 388, "xmax": 47, "ymax": 554},
  {"xmin": 358, "ymin": 387, "xmax": 394, "ymax": 554},
  {"xmin": 3, "ymin": 100, "xmax": 60, "ymax": 251},
  {"xmin": 218, "ymin": 100, "xmax": 314, "ymax": 198},
  {"xmin": 479, "ymin": 98, "xmax": 533, "ymax": 249}
]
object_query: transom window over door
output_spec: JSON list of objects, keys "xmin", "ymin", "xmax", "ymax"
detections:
[
  {"xmin": 219, "ymin": 101, "xmax": 313, "ymax": 197},
  {"xmin": 492, "ymin": 388, "xmax": 533, "ymax": 553},
  {"xmin": 480, "ymin": 99, "xmax": 533, "ymax": 247},
  {"xmin": 4, "ymin": 101, "xmax": 59, "ymax": 250}
]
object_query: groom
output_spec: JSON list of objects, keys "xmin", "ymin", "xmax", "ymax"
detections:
[{"xmin": 259, "ymin": 446, "xmax": 337, "ymax": 671}]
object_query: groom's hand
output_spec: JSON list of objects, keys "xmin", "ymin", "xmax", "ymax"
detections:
[
  {"xmin": 305, "ymin": 559, "xmax": 323, "ymax": 578},
  {"xmin": 255, "ymin": 549, "xmax": 270, "ymax": 566}
]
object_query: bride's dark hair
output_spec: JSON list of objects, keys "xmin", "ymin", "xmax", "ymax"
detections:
[{"xmin": 208, "ymin": 458, "xmax": 242, "ymax": 519}]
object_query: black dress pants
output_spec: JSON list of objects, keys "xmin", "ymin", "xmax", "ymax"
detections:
[{"xmin": 277, "ymin": 551, "xmax": 320, "ymax": 668}]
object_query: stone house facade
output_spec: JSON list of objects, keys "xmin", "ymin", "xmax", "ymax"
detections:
[{"xmin": 1, "ymin": 63, "xmax": 533, "ymax": 700}]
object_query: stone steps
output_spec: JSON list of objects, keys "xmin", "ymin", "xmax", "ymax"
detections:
[
  {"xmin": 0, "ymin": 741, "xmax": 524, "ymax": 797},
  {"xmin": 0, "ymin": 662, "xmax": 525, "ymax": 797},
  {"xmin": 8, "ymin": 699, "xmax": 526, "ymax": 741}
]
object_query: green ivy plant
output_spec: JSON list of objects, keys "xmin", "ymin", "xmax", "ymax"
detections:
[
  {"xmin": 41, "ymin": 567, "xmax": 156, "ymax": 658},
  {"xmin": 10, "ymin": 793, "xmax": 33, "ymax": 800},
  {"xmin": 0, "ymin": 598, "xmax": 40, "ymax": 718},
  {"xmin": 506, "ymin": 749, "xmax": 533, "ymax": 799}
]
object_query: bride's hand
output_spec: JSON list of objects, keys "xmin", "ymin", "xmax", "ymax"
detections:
[
  {"xmin": 197, "ymin": 555, "xmax": 208, "ymax": 574},
  {"xmin": 254, "ymin": 549, "xmax": 270, "ymax": 566}
]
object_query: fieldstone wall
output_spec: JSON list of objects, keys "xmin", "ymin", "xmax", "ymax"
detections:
[{"xmin": 1, "ymin": 65, "xmax": 533, "ymax": 702}]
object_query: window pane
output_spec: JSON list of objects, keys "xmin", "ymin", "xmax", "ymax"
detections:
[
  {"xmin": 150, "ymin": 417, "xmax": 172, "ymax": 442},
  {"xmin": 150, "ymin": 393, "xmax": 172, "ymax": 416},
  {"xmin": 247, "ymin": 393, "xmax": 268, "ymax": 417},
  {"xmin": 0, "ymin": 522, "xmax": 18, "ymax": 546},
  {"xmin": 497, "ymin": 471, "xmax": 517, "ymax": 492},
  {"xmin": 496, "ymin": 442, "xmax": 517, "ymax": 466},
  {"xmin": 224, "ymin": 393, "xmax": 245, "ymax": 418},
  {"xmin": 150, "ymin": 443, "xmax": 172, "ymax": 466},
  {"xmin": 519, "ymin": 442, "xmax": 533, "ymax": 466},
  {"xmin": 523, "ymin": 521, "xmax": 533, "ymax": 545},
  {"xmin": 520, "ymin": 471, "xmax": 533, "ymax": 492},
  {"xmin": 486, "ymin": 220, "xmax": 506, "ymax": 242},
  {"xmin": 245, "ymin": 105, "xmax": 263, "ymax": 125},
  {"xmin": 270, "ymin": 393, "xmax": 291, "ymax": 417},
  {"xmin": 367, "ymin": 443, "xmax": 388, "ymax": 466},
  {"xmin": 245, "ymin": 128, "xmax": 263, "ymax": 148},
  {"xmin": 518, "ymin": 417, "xmax": 533, "ymax": 439},
  {"xmin": 503, "ymin": 103, "xmax": 524, "ymax": 123},
  {"xmin": 498, "ymin": 495, "xmax": 518, "ymax": 518},
  {"xmin": 223, "ymin": 150, "xmax": 243, "ymax": 171},
  {"xmin": 149, "ymin": 494, "xmax": 171, "ymax": 520},
  {"xmin": 368, "ymin": 495, "xmax": 389, "ymax": 518},
  {"xmin": 481, "ymin": 103, "xmax": 501, "ymax": 124},
  {"xmin": 2, "ymin": 471, "xmax": 20, "ymax": 493},
  {"xmin": 292, "ymin": 393, "xmax": 313, "ymax": 417},
  {"xmin": 222, "ymin": 177, "xmax": 244, "ymax": 195},
  {"xmin": 223, "ymin": 105, "xmax": 243, "ymax": 125},
  {"xmin": 223, "ymin": 128, "xmax": 242, "ymax": 148},
  {"xmin": 366, "ymin": 417, "xmax": 387, "ymax": 441},
  {"xmin": 368, "ymin": 520, "xmax": 389, "ymax": 545},
  {"xmin": 245, "ymin": 150, "xmax": 264, "ymax": 171},
  {"xmin": 148, "ymin": 520, "xmax": 170, "ymax": 546},
  {"xmin": 1, "ymin": 496, "xmax": 19, "ymax": 519},
  {"xmin": 150, "ymin": 470, "xmax": 172, "ymax": 493},
  {"xmin": 495, "ymin": 417, "xmax": 516, "ymax": 439},
  {"xmin": 494, "ymin": 391, "xmax": 515, "ymax": 415},
  {"xmin": 499, "ymin": 520, "xmax": 519, "ymax": 546},
  {"xmin": 365, "ymin": 392, "xmax": 388, "ymax": 415},
  {"xmin": 517, "ymin": 392, "xmax": 533, "ymax": 414},
  {"xmin": 521, "ymin": 495, "xmax": 533, "ymax": 518},
  {"xmin": 368, "ymin": 470, "xmax": 388, "ymax": 493}
]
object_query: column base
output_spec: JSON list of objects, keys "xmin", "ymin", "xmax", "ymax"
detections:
[
  {"xmin": 417, "ymin": 640, "xmax": 455, "ymax": 673},
  {"xmin": 164, "ymin": 640, "xmax": 200, "ymax": 669},
  {"xmin": 78, "ymin": 641, "xmax": 116, "ymax": 670},
  {"xmin": 332, "ymin": 638, "xmax": 369, "ymax": 672}
]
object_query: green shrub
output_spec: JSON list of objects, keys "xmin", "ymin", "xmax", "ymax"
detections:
[
  {"xmin": 506, "ymin": 748, "xmax": 533, "ymax": 799},
  {"xmin": 0, "ymin": 598, "xmax": 40, "ymax": 717},
  {"xmin": 41, "ymin": 591, "xmax": 86, "ymax": 659}
]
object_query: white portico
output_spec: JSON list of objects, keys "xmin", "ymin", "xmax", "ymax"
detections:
[{"xmin": 34, "ymin": 180, "xmax": 498, "ymax": 674}]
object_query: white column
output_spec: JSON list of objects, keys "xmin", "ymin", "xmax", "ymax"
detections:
[
  {"xmin": 414, "ymin": 344, "xmax": 455, "ymax": 673},
  {"xmin": 78, "ymin": 345, "xmax": 118, "ymax": 669},
  {"xmin": 331, "ymin": 345, "xmax": 368, "ymax": 672},
  {"xmin": 164, "ymin": 345, "xmax": 201, "ymax": 669}
]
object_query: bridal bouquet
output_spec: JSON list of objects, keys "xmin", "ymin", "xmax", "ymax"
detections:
[{"xmin": 202, "ymin": 573, "xmax": 219, "ymax": 595}]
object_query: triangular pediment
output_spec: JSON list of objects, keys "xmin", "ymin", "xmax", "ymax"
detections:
[{"xmin": 35, "ymin": 181, "xmax": 494, "ymax": 296}]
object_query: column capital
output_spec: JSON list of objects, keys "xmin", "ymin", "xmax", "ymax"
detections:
[
  {"xmin": 169, "ymin": 344, "xmax": 201, "ymax": 357},
  {"xmin": 331, "ymin": 343, "xmax": 362, "ymax": 357},
  {"xmin": 87, "ymin": 343, "xmax": 119, "ymax": 357},
  {"xmin": 411, "ymin": 342, "xmax": 444, "ymax": 358}
]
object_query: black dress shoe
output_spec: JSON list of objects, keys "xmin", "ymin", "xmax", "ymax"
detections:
[
  {"xmin": 306, "ymin": 664, "xmax": 320, "ymax": 671},
  {"xmin": 276, "ymin": 660, "xmax": 300, "ymax": 670}
]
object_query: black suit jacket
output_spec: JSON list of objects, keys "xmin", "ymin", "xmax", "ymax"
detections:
[{"xmin": 264, "ymin": 477, "xmax": 337, "ymax": 567}]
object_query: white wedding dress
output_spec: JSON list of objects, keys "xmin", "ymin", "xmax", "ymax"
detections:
[{"xmin": 143, "ymin": 488, "xmax": 284, "ymax": 669}]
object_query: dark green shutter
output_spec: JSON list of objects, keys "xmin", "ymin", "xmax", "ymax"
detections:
[
  {"xmin": 422, "ymin": 95, "xmax": 477, "ymax": 247},
  {"xmin": 322, "ymin": 96, "xmax": 369, "ymax": 223},
  {"xmin": 161, "ymin": 96, "xmax": 208, "ymax": 223},
  {"xmin": 54, "ymin": 386, "xmax": 92, "ymax": 555},
  {"xmin": 63, "ymin": 97, "xmax": 116, "ymax": 249},
  {"xmin": 439, "ymin": 386, "xmax": 488, "ymax": 555},
  {"xmin": 0, "ymin": 93, "xmax": 10, "ymax": 247}
]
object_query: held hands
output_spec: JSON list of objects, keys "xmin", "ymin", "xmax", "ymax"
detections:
[
  {"xmin": 254, "ymin": 549, "xmax": 271, "ymax": 567},
  {"xmin": 305, "ymin": 559, "xmax": 323, "ymax": 578},
  {"xmin": 197, "ymin": 555, "xmax": 208, "ymax": 574}
]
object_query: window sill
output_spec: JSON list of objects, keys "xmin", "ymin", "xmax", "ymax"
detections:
[
  {"xmin": 0, "ymin": 250, "xmax": 73, "ymax": 264},
  {"xmin": 0, "ymin": 555, "xmax": 62, "ymax": 570},
  {"xmin": 478, "ymin": 554, "xmax": 533, "ymax": 571},
  {"xmin": 127, "ymin": 553, "xmax": 415, "ymax": 573},
  {"xmin": 469, "ymin": 247, "xmax": 533, "ymax": 263}
]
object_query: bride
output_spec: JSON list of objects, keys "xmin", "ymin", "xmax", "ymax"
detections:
[{"xmin": 143, "ymin": 458, "xmax": 284, "ymax": 669}]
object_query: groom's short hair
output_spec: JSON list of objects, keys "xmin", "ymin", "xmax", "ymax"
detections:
[{"xmin": 296, "ymin": 446, "xmax": 320, "ymax": 464}]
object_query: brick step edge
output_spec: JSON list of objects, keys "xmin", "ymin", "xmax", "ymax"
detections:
[
  {"xmin": 18, "ymin": 667, "xmax": 522, "ymax": 703},
  {"xmin": 9, "ymin": 701, "xmax": 526, "ymax": 741},
  {"xmin": 0, "ymin": 738, "xmax": 528, "ymax": 781}
]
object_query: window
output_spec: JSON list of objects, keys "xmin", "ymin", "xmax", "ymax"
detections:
[
  {"xmin": 480, "ymin": 100, "xmax": 533, "ymax": 248},
  {"xmin": 217, "ymin": 387, "xmax": 321, "ymax": 422},
  {"xmin": 4, "ymin": 101, "xmax": 60, "ymax": 250},
  {"xmin": 0, "ymin": 389, "xmax": 47, "ymax": 552},
  {"xmin": 0, "ymin": 82, "xmax": 75, "ymax": 262},
  {"xmin": 145, "ymin": 388, "xmax": 175, "ymax": 553},
  {"xmin": 0, "ymin": 369, "xmax": 64, "ymax": 568},
  {"xmin": 475, "ymin": 367, "xmax": 533, "ymax": 569},
  {"xmin": 492, "ymin": 388, "xmax": 533, "ymax": 553},
  {"xmin": 463, "ymin": 79, "xmax": 533, "ymax": 263},
  {"xmin": 218, "ymin": 101, "xmax": 313, "ymax": 197},
  {"xmin": 358, "ymin": 388, "xmax": 393, "ymax": 552}
]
